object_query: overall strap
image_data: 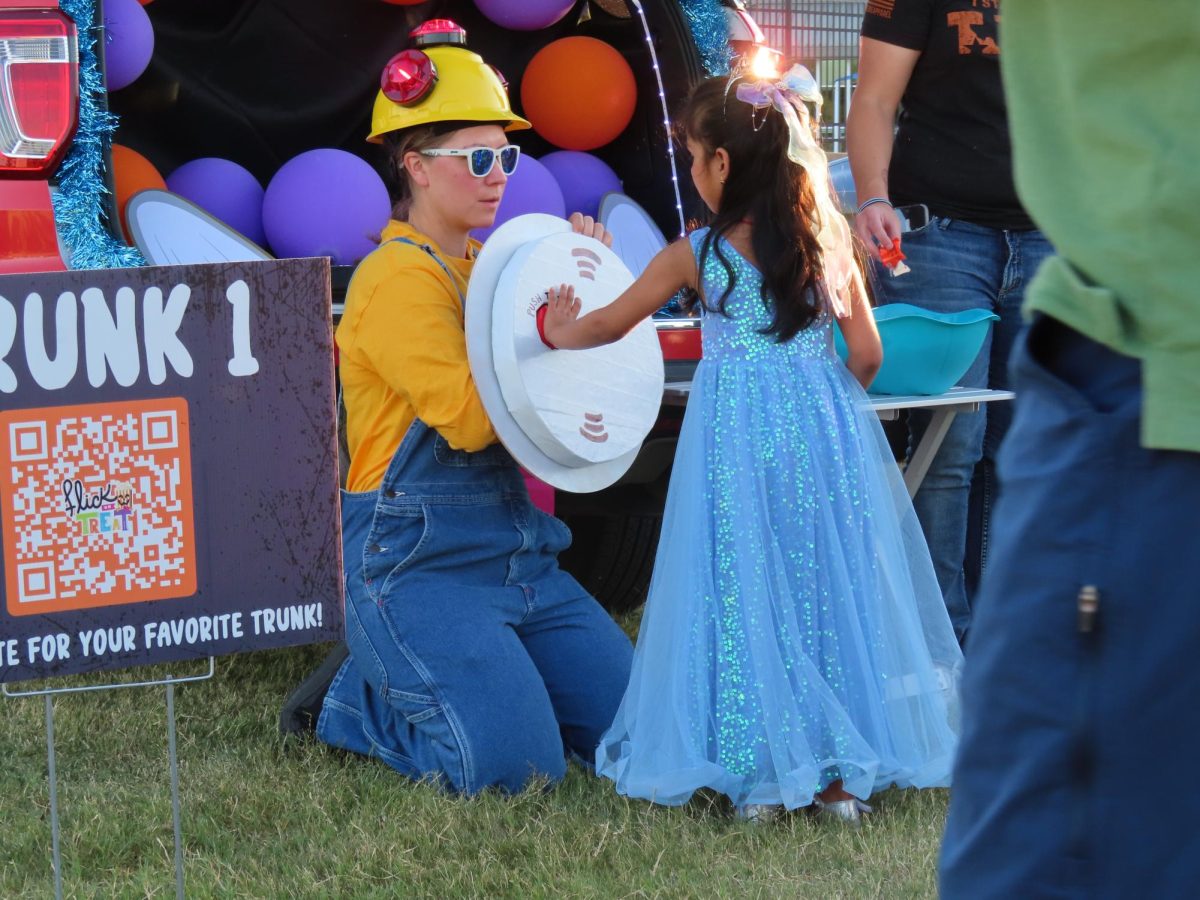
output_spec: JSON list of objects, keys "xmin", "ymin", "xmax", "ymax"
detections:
[
  {"xmin": 370, "ymin": 235, "xmax": 472, "ymax": 490},
  {"xmin": 384, "ymin": 236, "xmax": 467, "ymax": 305}
]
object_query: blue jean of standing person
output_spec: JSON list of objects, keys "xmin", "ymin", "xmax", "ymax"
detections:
[
  {"xmin": 940, "ymin": 316, "xmax": 1200, "ymax": 898},
  {"xmin": 870, "ymin": 217, "xmax": 1053, "ymax": 642},
  {"xmin": 317, "ymin": 418, "xmax": 634, "ymax": 794}
]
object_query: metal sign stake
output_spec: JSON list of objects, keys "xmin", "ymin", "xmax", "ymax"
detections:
[
  {"xmin": 4, "ymin": 659, "xmax": 216, "ymax": 900},
  {"xmin": 44, "ymin": 693, "xmax": 62, "ymax": 900}
]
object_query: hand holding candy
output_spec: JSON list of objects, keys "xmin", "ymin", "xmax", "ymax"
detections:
[{"xmin": 879, "ymin": 238, "xmax": 911, "ymax": 277}]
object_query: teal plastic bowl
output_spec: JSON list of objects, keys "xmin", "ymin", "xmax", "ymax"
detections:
[{"xmin": 833, "ymin": 303, "xmax": 1000, "ymax": 395}]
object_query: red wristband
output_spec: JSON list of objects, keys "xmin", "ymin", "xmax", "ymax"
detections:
[{"xmin": 535, "ymin": 303, "xmax": 558, "ymax": 350}]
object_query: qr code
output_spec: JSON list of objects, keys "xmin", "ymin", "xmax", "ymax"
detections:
[{"xmin": 1, "ymin": 398, "xmax": 196, "ymax": 617}]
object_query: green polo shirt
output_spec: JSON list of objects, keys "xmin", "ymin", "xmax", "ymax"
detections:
[{"xmin": 1000, "ymin": 1, "xmax": 1200, "ymax": 453}]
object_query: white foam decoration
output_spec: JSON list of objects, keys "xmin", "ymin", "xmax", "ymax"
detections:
[
  {"xmin": 466, "ymin": 214, "xmax": 665, "ymax": 493},
  {"xmin": 126, "ymin": 190, "xmax": 273, "ymax": 265},
  {"xmin": 598, "ymin": 192, "xmax": 667, "ymax": 280}
]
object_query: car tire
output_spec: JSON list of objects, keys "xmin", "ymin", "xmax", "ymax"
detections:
[{"xmin": 559, "ymin": 513, "xmax": 662, "ymax": 615}]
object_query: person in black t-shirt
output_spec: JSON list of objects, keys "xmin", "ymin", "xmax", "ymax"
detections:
[{"xmin": 846, "ymin": 0, "xmax": 1052, "ymax": 646}]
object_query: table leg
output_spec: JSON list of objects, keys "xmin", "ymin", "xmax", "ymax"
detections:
[{"xmin": 903, "ymin": 408, "xmax": 958, "ymax": 498}]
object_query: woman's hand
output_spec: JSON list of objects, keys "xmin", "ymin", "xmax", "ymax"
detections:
[
  {"xmin": 542, "ymin": 284, "xmax": 582, "ymax": 349},
  {"xmin": 854, "ymin": 202, "xmax": 903, "ymax": 262},
  {"xmin": 569, "ymin": 212, "xmax": 613, "ymax": 248}
]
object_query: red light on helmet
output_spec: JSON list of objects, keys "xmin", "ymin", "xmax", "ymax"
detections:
[
  {"xmin": 409, "ymin": 19, "xmax": 467, "ymax": 47},
  {"xmin": 0, "ymin": 9, "xmax": 79, "ymax": 176},
  {"xmin": 381, "ymin": 49, "xmax": 437, "ymax": 106}
]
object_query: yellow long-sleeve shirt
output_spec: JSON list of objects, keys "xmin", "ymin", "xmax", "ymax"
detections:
[{"xmin": 337, "ymin": 221, "xmax": 498, "ymax": 492}]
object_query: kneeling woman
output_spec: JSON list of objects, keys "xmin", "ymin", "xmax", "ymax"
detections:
[{"xmin": 317, "ymin": 24, "xmax": 633, "ymax": 794}]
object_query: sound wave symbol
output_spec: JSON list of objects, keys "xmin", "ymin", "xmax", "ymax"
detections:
[
  {"xmin": 579, "ymin": 411, "xmax": 609, "ymax": 443},
  {"xmin": 572, "ymin": 247, "xmax": 602, "ymax": 281}
]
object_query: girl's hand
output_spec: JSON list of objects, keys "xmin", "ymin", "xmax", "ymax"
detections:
[
  {"xmin": 569, "ymin": 212, "xmax": 613, "ymax": 248},
  {"xmin": 542, "ymin": 284, "xmax": 582, "ymax": 348},
  {"xmin": 854, "ymin": 202, "xmax": 903, "ymax": 262}
]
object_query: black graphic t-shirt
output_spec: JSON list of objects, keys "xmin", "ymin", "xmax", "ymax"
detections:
[{"xmin": 862, "ymin": 0, "xmax": 1033, "ymax": 229}]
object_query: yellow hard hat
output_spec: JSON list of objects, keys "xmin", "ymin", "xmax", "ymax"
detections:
[{"xmin": 368, "ymin": 21, "xmax": 531, "ymax": 142}]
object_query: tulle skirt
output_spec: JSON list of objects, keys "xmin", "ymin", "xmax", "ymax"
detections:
[{"xmin": 596, "ymin": 352, "xmax": 962, "ymax": 809}]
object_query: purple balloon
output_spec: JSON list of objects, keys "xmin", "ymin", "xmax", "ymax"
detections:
[
  {"xmin": 540, "ymin": 151, "xmax": 623, "ymax": 220},
  {"xmin": 471, "ymin": 155, "xmax": 566, "ymax": 243},
  {"xmin": 473, "ymin": 0, "xmax": 576, "ymax": 31},
  {"xmin": 103, "ymin": 0, "xmax": 154, "ymax": 91},
  {"xmin": 167, "ymin": 158, "xmax": 267, "ymax": 247},
  {"xmin": 262, "ymin": 149, "xmax": 391, "ymax": 266}
]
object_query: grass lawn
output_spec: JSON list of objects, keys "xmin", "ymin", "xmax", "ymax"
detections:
[{"xmin": 1, "ymin": 631, "xmax": 948, "ymax": 899}]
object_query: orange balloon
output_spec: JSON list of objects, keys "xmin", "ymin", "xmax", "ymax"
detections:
[
  {"xmin": 521, "ymin": 37, "xmax": 637, "ymax": 151},
  {"xmin": 138, "ymin": 0, "xmax": 154, "ymax": 5},
  {"xmin": 110, "ymin": 143, "xmax": 166, "ymax": 238}
]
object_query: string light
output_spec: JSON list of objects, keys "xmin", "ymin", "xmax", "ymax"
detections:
[
  {"xmin": 630, "ymin": 0, "xmax": 687, "ymax": 238},
  {"xmin": 629, "ymin": 0, "xmax": 732, "ymax": 239}
]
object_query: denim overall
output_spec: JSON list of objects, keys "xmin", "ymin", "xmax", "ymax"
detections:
[{"xmin": 317, "ymin": 239, "xmax": 633, "ymax": 794}]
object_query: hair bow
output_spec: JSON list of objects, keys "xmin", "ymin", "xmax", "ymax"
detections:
[
  {"xmin": 734, "ymin": 65, "xmax": 823, "ymax": 170},
  {"xmin": 733, "ymin": 64, "xmax": 854, "ymax": 318}
]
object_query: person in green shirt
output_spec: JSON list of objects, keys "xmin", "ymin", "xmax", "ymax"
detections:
[{"xmin": 940, "ymin": 3, "xmax": 1200, "ymax": 896}]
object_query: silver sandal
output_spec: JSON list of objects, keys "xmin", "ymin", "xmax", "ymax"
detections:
[
  {"xmin": 812, "ymin": 797, "xmax": 873, "ymax": 826},
  {"xmin": 734, "ymin": 803, "xmax": 784, "ymax": 824}
]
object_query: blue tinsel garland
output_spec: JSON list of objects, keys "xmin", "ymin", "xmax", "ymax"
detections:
[
  {"xmin": 53, "ymin": 0, "xmax": 145, "ymax": 269},
  {"xmin": 678, "ymin": 0, "xmax": 731, "ymax": 76}
]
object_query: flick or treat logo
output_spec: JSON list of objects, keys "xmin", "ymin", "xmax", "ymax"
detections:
[{"xmin": 1, "ymin": 399, "xmax": 196, "ymax": 617}]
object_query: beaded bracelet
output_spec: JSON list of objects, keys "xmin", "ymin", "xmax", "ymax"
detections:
[{"xmin": 856, "ymin": 197, "xmax": 893, "ymax": 215}]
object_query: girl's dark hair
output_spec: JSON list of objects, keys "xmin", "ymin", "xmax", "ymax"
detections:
[{"xmin": 680, "ymin": 77, "xmax": 825, "ymax": 342}]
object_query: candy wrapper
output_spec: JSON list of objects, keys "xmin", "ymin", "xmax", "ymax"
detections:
[{"xmin": 879, "ymin": 238, "xmax": 911, "ymax": 277}]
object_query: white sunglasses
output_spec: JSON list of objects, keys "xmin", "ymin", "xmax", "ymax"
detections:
[{"xmin": 420, "ymin": 144, "xmax": 521, "ymax": 177}]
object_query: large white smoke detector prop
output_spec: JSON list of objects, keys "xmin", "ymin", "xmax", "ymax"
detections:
[{"xmin": 467, "ymin": 214, "xmax": 665, "ymax": 493}]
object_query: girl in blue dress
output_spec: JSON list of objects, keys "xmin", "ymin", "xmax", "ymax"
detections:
[{"xmin": 542, "ymin": 71, "xmax": 962, "ymax": 823}]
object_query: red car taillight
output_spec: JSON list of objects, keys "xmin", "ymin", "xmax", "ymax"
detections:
[{"xmin": 0, "ymin": 8, "xmax": 79, "ymax": 177}]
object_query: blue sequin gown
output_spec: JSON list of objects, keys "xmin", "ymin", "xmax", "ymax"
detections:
[{"xmin": 596, "ymin": 229, "xmax": 963, "ymax": 809}]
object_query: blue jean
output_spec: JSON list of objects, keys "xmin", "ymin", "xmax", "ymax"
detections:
[
  {"xmin": 317, "ymin": 420, "xmax": 633, "ymax": 794},
  {"xmin": 870, "ymin": 217, "xmax": 1053, "ymax": 641},
  {"xmin": 940, "ymin": 317, "xmax": 1200, "ymax": 897}
]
